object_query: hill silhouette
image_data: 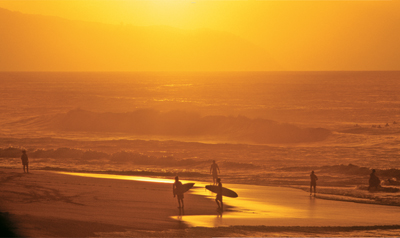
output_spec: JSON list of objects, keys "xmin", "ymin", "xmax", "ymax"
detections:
[{"xmin": 0, "ymin": 8, "xmax": 280, "ymax": 71}]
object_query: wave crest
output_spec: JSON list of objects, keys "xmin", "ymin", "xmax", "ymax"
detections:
[{"xmin": 49, "ymin": 109, "xmax": 331, "ymax": 144}]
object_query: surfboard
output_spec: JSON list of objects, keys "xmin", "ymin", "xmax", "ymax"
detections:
[
  {"xmin": 174, "ymin": 183, "xmax": 195, "ymax": 195},
  {"xmin": 181, "ymin": 183, "xmax": 195, "ymax": 193},
  {"xmin": 205, "ymin": 185, "xmax": 238, "ymax": 198}
]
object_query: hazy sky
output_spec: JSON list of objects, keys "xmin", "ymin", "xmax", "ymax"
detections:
[{"xmin": 1, "ymin": 0, "xmax": 399, "ymax": 71}]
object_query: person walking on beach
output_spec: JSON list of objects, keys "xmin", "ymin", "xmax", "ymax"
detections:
[
  {"xmin": 368, "ymin": 169, "xmax": 381, "ymax": 191},
  {"xmin": 21, "ymin": 150, "xmax": 29, "ymax": 173},
  {"xmin": 173, "ymin": 176, "xmax": 184, "ymax": 208},
  {"xmin": 216, "ymin": 178, "xmax": 223, "ymax": 211},
  {"xmin": 210, "ymin": 160, "xmax": 220, "ymax": 185},
  {"xmin": 310, "ymin": 171, "xmax": 318, "ymax": 196}
]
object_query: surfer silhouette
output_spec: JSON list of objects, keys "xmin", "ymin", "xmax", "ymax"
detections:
[
  {"xmin": 216, "ymin": 178, "xmax": 223, "ymax": 211},
  {"xmin": 210, "ymin": 160, "xmax": 220, "ymax": 185},
  {"xmin": 173, "ymin": 176, "xmax": 184, "ymax": 208},
  {"xmin": 368, "ymin": 169, "xmax": 381, "ymax": 191},
  {"xmin": 310, "ymin": 171, "xmax": 318, "ymax": 196},
  {"xmin": 21, "ymin": 150, "xmax": 29, "ymax": 173}
]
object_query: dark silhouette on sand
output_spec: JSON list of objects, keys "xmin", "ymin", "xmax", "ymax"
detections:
[
  {"xmin": 368, "ymin": 169, "xmax": 381, "ymax": 191},
  {"xmin": 21, "ymin": 150, "xmax": 29, "ymax": 173},
  {"xmin": 310, "ymin": 171, "xmax": 318, "ymax": 196},
  {"xmin": 210, "ymin": 160, "xmax": 220, "ymax": 185},
  {"xmin": 215, "ymin": 178, "xmax": 223, "ymax": 211},
  {"xmin": 0, "ymin": 211, "xmax": 17, "ymax": 237},
  {"xmin": 173, "ymin": 176, "xmax": 184, "ymax": 208}
]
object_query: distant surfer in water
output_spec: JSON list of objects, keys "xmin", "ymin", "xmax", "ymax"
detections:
[
  {"xmin": 210, "ymin": 160, "xmax": 220, "ymax": 185},
  {"xmin": 368, "ymin": 169, "xmax": 381, "ymax": 191},
  {"xmin": 21, "ymin": 150, "xmax": 29, "ymax": 173},
  {"xmin": 216, "ymin": 178, "xmax": 223, "ymax": 211},
  {"xmin": 310, "ymin": 171, "xmax": 318, "ymax": 196},
  {"xmin": 173, "ymin": 176, "xmax": 184, "ymax": 208}
]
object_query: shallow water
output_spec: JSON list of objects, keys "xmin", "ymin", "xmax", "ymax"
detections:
[
  {"xmin": 58, "ymin": 172, "xmax": 400, "ymax": 228},
  {"xmin": 180, "ymin": 184, "xmax": 400, "ymax": 228}
]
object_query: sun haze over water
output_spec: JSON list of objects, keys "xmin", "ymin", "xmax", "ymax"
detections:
[
  {"xmin": 2, "ymin": 1, "xmax": 400, "ymax": 237},
  {"xmin": 0, "ymin": 0, "xmax": 399, "ymax": 71}
]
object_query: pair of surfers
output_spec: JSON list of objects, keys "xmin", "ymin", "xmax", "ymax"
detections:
[{"xmin": 173, "ymin": 176, "xmax": 223, "ymax": 211}]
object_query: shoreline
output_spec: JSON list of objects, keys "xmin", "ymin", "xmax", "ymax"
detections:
[
  {"xmin": 2, "ymin": 168, "xmax": 400, "ymax": 237},
  {"xmin": 0, "ymin": 168, "xmax": 217, "ymax": 237},
  {"xmin": 3, "ymin": 166, "xmax": 400, "ymax": 206},
  {"xmin": 7, "ymin": 166, "xmax": 399, "ymax": 207}
]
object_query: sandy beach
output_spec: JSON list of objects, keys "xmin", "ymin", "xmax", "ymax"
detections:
[
  {"xmin": 1, "ymin": 168, "xmax": 400, "ymax": 237},
  {"xmin": 0, "ymin": 168, "xmax": 217, "ymax": 237}
]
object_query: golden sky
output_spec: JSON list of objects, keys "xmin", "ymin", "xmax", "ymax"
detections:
[{"xmin": 0, "ymin": 0, "xmax": 399, "ymax": 71}]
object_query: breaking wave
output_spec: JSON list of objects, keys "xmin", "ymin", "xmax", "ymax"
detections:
[
  {"xmin": 46, "ymin": 108, "xmax": 331, "ymax": 144},
  {"xmin": 2, "ymin": 146, "xmax": 398, "ymax": 180},
  {"xmin": 0, "ymin": 147, "xmax": 260, "ymax": 171}
]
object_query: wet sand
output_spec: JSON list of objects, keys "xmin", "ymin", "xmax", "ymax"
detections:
[
  {"xmin": 183, "ymin": 184, "xmax": 400, "ymax": 227},
  {"xmin": 0, "ymin": 168, "xmax": 216, "ymax": 237},
  {"xmin": 1, "ymin": 168, "xmax": 400, "ymax": 237}
]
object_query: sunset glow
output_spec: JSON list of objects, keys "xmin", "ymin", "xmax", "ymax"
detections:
[
  {"xmin": 0, "ymin": 0, "xmax": 399, "ymax": 71},
  {"xmin": 1, "ymin": 0, "xmax": 400, "ymax": 237}
]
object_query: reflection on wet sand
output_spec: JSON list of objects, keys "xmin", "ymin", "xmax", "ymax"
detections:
[
  {"xmin": 178, "ymin": 184, "xmax": 400, "ymax": 227},
  {"xmin": 58, "ymin": 172, "xmax": 176, "ymax": 184},
  {"xmin": 58, "ymin": 172, "xmax": 400, "ymax": 228}
]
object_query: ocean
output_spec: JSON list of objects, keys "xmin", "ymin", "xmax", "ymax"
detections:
[{"xmin": 1, "ymin": 71, "xmax": 400, "ymax": 205}]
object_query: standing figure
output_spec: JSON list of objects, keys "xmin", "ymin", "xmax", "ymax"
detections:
[
  {"xmin": 368, "ymin": 169, "xmax": 381, "ymax": 191},
  {"xmin": 173, "ymin": 176, "xmax": 184, "ymax": 208},
  {"xmin": 210, "ymin": 160, "xmax": 220, "ymax": 185},
  {"xmin": 310, "ymin": 171, "xmax": 318, "ymax": 196},
  {"xmin": 21, "ymin": 150, "xmax": 29, "ymax": 173},
  {"xmin": 215, "ymin": 178, "xmax": 223, "ymax": 211}
]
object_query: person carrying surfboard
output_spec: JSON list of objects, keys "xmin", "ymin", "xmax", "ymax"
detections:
[
  {"xmin": 173, "ymin": 176, "xmax": 184, "ymax": 208},
  {"xmin": 210, "ymin": 160, "xmax": 220, "ymax": 185},
  {"xmin": 216, "ymin": 178, "xmax": 223, "ymax": 211}
]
